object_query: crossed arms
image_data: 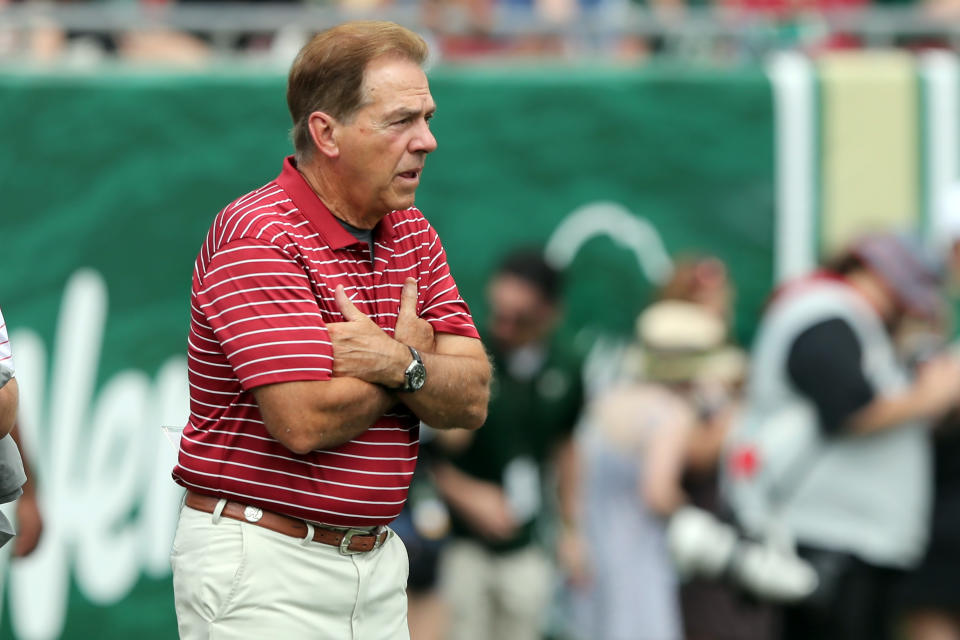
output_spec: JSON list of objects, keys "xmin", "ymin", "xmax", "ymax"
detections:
[{"xmin": 253, "ymin": 278, "xmax": 490, "ymax": 453}]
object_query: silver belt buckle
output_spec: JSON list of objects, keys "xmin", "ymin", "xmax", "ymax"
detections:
[
  {"xmin": 338, "ymin": 527, "xmax": 386, "ymax": 555},
  {"xmin": 339, "ymin": 528, "xmax": 366, "ymax": 555}
]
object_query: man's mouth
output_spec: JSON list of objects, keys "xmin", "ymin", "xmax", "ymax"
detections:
[{"xmin": 398, "ymin": 170, "xmax": 420, "ymax": 180}]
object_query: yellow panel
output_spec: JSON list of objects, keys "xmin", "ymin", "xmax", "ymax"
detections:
[{"xmin": 819, "ymin": 51, "xmax": 919, "ymax": 255}]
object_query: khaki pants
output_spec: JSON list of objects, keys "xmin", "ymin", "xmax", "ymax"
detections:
[
  {"xmin": 171, "ymin": 504, "xmax": 410, "ymax": 640},
  {"xmin": 439, "ymin": 540, "xmax": 553, "ymax": 640}
]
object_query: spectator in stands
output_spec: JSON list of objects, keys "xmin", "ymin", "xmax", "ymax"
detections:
[
  {"xmin": 724, "ymin": 233, "xmax": 960, "ymax": 640},
  {"xmin": 433, "ymin": 248, "xmax": 585, "ymax": 640}
]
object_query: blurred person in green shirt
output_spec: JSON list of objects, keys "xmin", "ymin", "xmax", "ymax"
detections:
[{"xmin": 433, "ymin": 248, "xmax": 585, "ymax": 640}]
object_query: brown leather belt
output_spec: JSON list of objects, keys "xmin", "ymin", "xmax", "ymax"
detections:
[{"xmin": 184, "ymin": 491, "xmax": 389, "ymax": 554}]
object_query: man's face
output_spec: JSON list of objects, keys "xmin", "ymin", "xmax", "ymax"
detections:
[
  {"xmin": 487, "ymin": 274, "xmax": 557, "ymax": 351},
  {"xmin": 335, "ymin": 56, "xmax": 437, "ymax": 220}
]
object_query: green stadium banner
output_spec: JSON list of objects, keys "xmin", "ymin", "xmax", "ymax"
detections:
[{"xmin": 5, "ymin": 55, "xmax": 943, "ymax": 638}]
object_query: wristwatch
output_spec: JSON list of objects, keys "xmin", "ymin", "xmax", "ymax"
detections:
[{"xmin": 402, "ymin": 346, "xmax": 426, "ymax": 392}]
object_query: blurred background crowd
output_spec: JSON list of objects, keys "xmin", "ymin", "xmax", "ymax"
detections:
[
  {"xmin": 397, "ymin": 222, "xmax": 960, "ymax": 640},
  {"xmin": 6, "ymin": 0, "xmax": 960, "ymax": 639},
  {"xmin": 5, "ymin": 0, "xmax": 960, "ymax": 67}
]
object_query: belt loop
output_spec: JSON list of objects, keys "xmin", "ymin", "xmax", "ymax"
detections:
[
  {"xmin": 301, "ymin": 522, "xmax": 315, "ymax": 546},
  {"xmin": 211, "ymin": 498, "xmax": 228, "ymax": 524}
]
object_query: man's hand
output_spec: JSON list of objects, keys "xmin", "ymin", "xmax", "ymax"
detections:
[
  {"xmin": 327, "ymin": 280, "xmax": 489, "ymax": 430},
  {"xmin": 326, "ymin": 285, "xmax": 408, "ymax": 388},
  {"xmin": 458, "ymin": 482, "xmax": 518, "ymax": 542},
  {"xmin": 914, "ymin": 354, "xmax": 960, "ymax": 417},
  {"xmin": 394, "ymin": 278, "xmax": 435, "ymax": 353},
  {"xmin": 556, "ymin": 525, "xmax": 591, "ymax": 588},
  {"xmin": 433, "ymin": 462, "xmax": 516, "ymax": 541},
  {"xmin": 850, "ymin": 353, "xmax": 960, "ymax": 435}
]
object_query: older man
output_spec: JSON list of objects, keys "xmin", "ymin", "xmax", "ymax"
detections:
[{"xmin": 170, "ymin": 22, "xmax": 490, "ymax": 640}]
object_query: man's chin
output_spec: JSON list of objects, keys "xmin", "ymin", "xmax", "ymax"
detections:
[{"xmin": 386, "ymin": 194, "xmax": 417, "ymax": 212}]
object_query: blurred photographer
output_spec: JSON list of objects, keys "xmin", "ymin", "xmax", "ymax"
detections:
[{"xmin": 724, "ymin": 233, "xmax": 960, "ymax": 640}]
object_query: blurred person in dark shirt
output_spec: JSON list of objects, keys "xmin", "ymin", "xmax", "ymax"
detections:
[{"xmin": 432, "ymin": 248, "xmax": 585, "ymax": 640}]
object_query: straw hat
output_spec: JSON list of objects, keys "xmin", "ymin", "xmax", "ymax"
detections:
[{"xmin": 637, "ymin": 300, "xmax": 745, "ymax": 383}]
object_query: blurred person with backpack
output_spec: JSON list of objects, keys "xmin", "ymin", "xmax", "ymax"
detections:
[{"xmin": 724, "ymin": 232, "xmax": 960, "ymax": 640}]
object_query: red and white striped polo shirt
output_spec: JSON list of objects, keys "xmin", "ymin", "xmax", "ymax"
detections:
[
  {"xmin": 172, "ymin": 157, "xmax": 479, "ymax": 527},
  {"xmin": 0, "ymin": 306, "xmax": 13, "ymax": 375}
]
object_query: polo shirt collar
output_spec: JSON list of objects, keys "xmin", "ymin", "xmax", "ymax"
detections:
[{"xmin": 276, "ymin": 156, "xmax": 397, "ymax": 250}]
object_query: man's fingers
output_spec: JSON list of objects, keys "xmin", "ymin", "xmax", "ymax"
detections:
[
  {"xmin": 335, "ymin": 285, "xmax": 366, "ymax": 322},
  {"xmin": 398, "ymin": 278, "xmax": 418, "ymax": 319}
]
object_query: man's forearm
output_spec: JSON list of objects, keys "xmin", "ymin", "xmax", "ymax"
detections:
[
  {"xmin": 554, "ymin": 438, "xmax": 580, "ymax": 529},
  {"xmin": 399, "ymin": 350, "xmax": 490, "ymax": 430},
  {"xmin": 0, "ymin": 379, "xmax": 18, "ymax": 439},
  {"xmin": 254, "ymin": 377, "xmax": 395, "ymax": 454},
  {"xmin": 848, "ymin": 391, "xmax": 936, "ymax": 435},
  {"xmin": 304, "ymin": 378, "xmax": 395, "ymax": 449}
]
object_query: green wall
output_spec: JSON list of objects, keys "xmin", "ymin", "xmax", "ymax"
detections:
[{"xmin": 0, "ymin": 66, "xmax": 774, "ymax": 639}]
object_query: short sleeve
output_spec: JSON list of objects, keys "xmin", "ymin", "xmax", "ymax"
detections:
[
  {"xmin": 418, "ymin": 226, "xmax": 480, "ymax": 339},
  {"xmin": 0, "ymin": 306, "xmax": 13, "ymax": 376},
  {"xmin": 786, "ymin": 317, "xmax": 876, "ymax": 435},
  {"xmin": 196, "ymin": 239, "xmax": 333, "ymax": 390}
]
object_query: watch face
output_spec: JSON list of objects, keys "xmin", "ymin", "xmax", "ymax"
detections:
[{"xmin": 407, "ymin": 362, "xmax": 426, "ymax": 391}]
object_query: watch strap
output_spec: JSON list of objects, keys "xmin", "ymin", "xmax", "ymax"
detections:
[{"xmin": 408, "ymin": 346, "xmax": 423, "ymax": 365}]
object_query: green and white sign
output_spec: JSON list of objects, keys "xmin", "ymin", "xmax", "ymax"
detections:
[{"xmin": 0, "ymin": 55, "xmax": 955, "ymax": 638}]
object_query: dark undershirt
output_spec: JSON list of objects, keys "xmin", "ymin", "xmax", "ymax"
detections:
[
  {"xmin": 336, "ymin": 218, "xmax": 375, "ymax": 261},
  {"xmin": 786, "ymin": 317, "xmax": 877, "ymax": 435}
]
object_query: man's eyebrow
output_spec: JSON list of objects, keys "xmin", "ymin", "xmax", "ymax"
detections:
[{"xmin": 385, "ymin": 106, "xmax": 436, "ymax": 120}]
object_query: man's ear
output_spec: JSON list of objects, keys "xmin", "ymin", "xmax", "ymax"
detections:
[{"xmin": 307, "ymin": 111, "xmax": 340, "ymax": 159}]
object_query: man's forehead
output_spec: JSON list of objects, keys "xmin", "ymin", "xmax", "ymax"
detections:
[
  {"xmin": 362, "ymin": 59, "xmax": 434, "ymax": 111},
  {"xmin": 383, "ymin": 94, "xmax": 436, "ymax": 116}
]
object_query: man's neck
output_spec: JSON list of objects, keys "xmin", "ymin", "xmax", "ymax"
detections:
[{"xmin": 298, "ymin": 160, "xmax": 380, "ymax": 230}]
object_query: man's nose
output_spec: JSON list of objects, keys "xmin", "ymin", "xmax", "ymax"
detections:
[{"xmin": 411, "ymin": 120, "xmax": 437, "ymax": 154}]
